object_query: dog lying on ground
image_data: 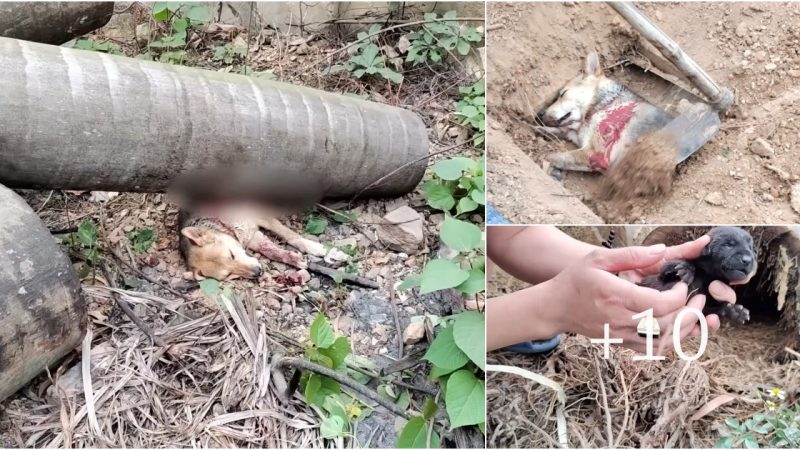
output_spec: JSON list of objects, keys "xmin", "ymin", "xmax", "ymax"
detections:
[
  {"xmin": 178, "ymin": 204, "xmax": 349, "ymax": 280},
  {"xmin": 638, "ymin": 226, "xmax": 756, "ymax": 324},
  {"xmin": 534, "ymin": 52, "xmax": 673, "ymax": 172}
]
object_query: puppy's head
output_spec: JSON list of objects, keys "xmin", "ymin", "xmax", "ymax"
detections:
[
  {"xmin": 540, "ymin": 52, "xmax": 605, "ymax": 128},
  {"xmin": 698, "ymin": 227, "xmax": 757, "ymax": 284},
  {"xmin": 180, "ymin": 227, "xmax": 262, "ymax": 280}
]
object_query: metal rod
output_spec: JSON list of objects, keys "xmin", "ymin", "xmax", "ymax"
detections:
[{"xmin": 608, "ymin": 2, "xmax": 734, "ymax": 112}]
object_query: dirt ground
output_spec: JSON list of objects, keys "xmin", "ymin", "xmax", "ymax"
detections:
[
  {"xmin": 486, "ymin": 226, "xmax": 800, "ymax": 448},
  {"xmin": 487, "ymin": 2, "xmax": 800, "ymax": 224},
  {"xmin": 0, "ymin": 4, "xmax": 484, "ymax": 448}
]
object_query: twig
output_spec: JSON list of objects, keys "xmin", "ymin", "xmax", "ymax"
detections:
[
  {"xmin": 274, "ymin": 356, "xmax": 411, "ymax": 419},
  {"xmin": 349, "ymin": 137, "xmax": 478, "ymax": 206},
  {"xmin": 36, "ymin": 190, "xmax": 55, "ymax": 213},
  {"xmin": 379, "ymin": 349, "xmax": 426, "ymax": 376},
  {"xmin": 304, "ymin": 17, "xmax": 486, "ymax": 70},
  {"xmin": 387, "ymin": 275, "xmax": 403, "ymax": 359},
  {"xmin": 307, "ymin": 261, "xmax": 380, "ymax": 289},
  {"xmin": 594, "ymin": 355, "xmax": 613, "ymax": 448},
  {"xmin": 99, "ymin": 264, "xmax": 166, "ymax": 347}
]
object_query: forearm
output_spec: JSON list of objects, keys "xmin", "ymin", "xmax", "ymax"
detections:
[
  {"xmin": 487, "ymin": 226, "xmax": 598, "ymax": 284},
  {"xmin": 486, "ymin": 279, "xmax": 565, "ymax": 351}
]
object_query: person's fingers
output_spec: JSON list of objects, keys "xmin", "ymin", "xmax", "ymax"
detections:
[
  {"xmin": 665, "ymin": 235, "xmax": 711, "ymax": 261},
  {"xmin": 590, "ymin": 244, "xmax": 666, "ymax": 273},
  {"xmin": 689, "ymin": 313, "xmax": 720, "ymax": 336},
  {"xmin": 619, "ymin": 280, "xmax": 688, "ymax": 317},
  {"xmin": 709, "ymin": 281, "xmax": 737, "ymax": 303}
]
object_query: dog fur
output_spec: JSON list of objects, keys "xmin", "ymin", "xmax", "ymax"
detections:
[
  {"xmin": 535, "ymin": 52, "xmax": 672, "ymax": 172},
  {"xmin": 178, "ymin": 204, "xmax": 348, "ymax": 281},
  {"xmin": 639, "ymin": 226, "xmax": 757, "ymax": 324}
]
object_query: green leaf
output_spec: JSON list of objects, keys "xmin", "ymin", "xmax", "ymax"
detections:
[
  {"xmin": 443, "ymin": 10, "xmax": 458, "ymax": 19},
  {"xmin": 318, "ymin": 336, "xmax": 350, "ymax": 369},
  {"xmin": 726, "ymin": 418, "xmax": 742, "ymax": 430},
  {"xmin": 430, "ymin": 363, "xmax": 458, "ymax": 379},
  {"xmin": 172, "ymin": 18, "xmax": 188, "ymax": 32},
  {"xmin": 398, "ymin": 274, "xmax": 422, "ymax": 291},
  {"xmin": 378, "ymin": 68, "xmax": 404, "ymax": 84},
  {"xmin": 304, "ymin": 373, "xmax": 341, "ymax": 407},
  {"xmin": 423, "ymin": 324, "xmax": 469, "ymax": 370},
  {"xmin": 185, "ymin": 4, "xmax": 211, "ymax": 22},
  {"xmin": 445, "ymin": 370, "xmax": 485, "ymax": 428},
  {"xmin": 456, "ymin": 39, "xmax": 471, "ymax": 55},
  {"xmin": 742, "ymin": 435, "xmax": 759, "ymax": 449},
  {"xmin": 306, "ymin": 347, "xmax": 334, "ymax": 368},
  {"xmin": 453, "ymin": 312, "xmax": 485, "ymax": 370},
  {"xmin": 456, "ymin": 196, "xmax": 479, "ymax": 216},
  {"xmin": 127, "ymin": 228, "xmax": 156, "ymax": 253},
  {"xmin": 199, "ymin": 278, "xmax": 220, "ymax": 297},
  {"xmin": 422, "ymin": 398, "xmax": 438, "ymax": 420},
  {"xmin": 440, "ymin": 216, "xmax": 482, "ymax": 252},
  {"xmin": 328, "ymin": 210, "xmax": 357, "ymax": 223},
  {"xmin": 305, "ymin": 216, "xmax": 328, "ymax": 235},
  {"xmin": 470, "ymin": 189, "xmax": 486, "ymax": 205},
  {"xmin": 456, "ymin": 268, "xmax": 485, "ymax": 295},
  {"xmin": 310, "ymin": 313, "xmax": 336, "ymax": 348},
  {"xmin": 77, "ymin": 220, "xmax": 98, "ymax": 246},
  {"xmin": 422, "ymin": 181, "xmax": 456, "ymax": 211},
  {"xmin": 397, "ymin": 416, "xmax": 441, "ymax": 448},
  {"xmin": 420, "ymin": 259, "xmax": 469, "ymax": 294},
  {"xmin": 320, "ymin": 415, "xmax": 347, "ymax": 439},
  {"xmin": 432, "ymin": 157, "xmax": 476, "ymax": 181},
  {"xmin": 152, "ymin": 2, "xmax": 171, "ymax": 21},
  {"xmin": 715, "ymin": 437, "xmax": 734, "ymax": 448}
]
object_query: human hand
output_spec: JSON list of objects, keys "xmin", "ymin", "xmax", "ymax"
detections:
[{"xmin": 545, "ymin": 244, "xmax": 714, "ymax": 354}]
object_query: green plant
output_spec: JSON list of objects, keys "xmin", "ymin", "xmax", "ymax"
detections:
[
  {"xmin": 717, "ymin": 389, "xmax": 800, "ymax": 448},
  {"xmin": 148, "ymin": 2, "xmax": 211, "ymax": 64},
  {"xmin": 212, "ymin": 42, "xmax": 247, "ymax": 64},
  {"xmin": 423, "ymin": 156, "xmax": 485, "ymax": 217},
  {"xmin": 305, "ymin": 216, "xmax": 328, "ymax": 235},
  {"xmin": 330, "ymin": 24, "xmax": 403, "ymax": 84},
  {"xmin": 397, "ymin": 312, "xmax": 486, "ymax": 447},
  {"xmin": 71, "ymin": 38, "xmax": 123, "ymax": 55},
  {"xmin": 60, "ymin": 219, "xmax": 101, "ymax": 276},
  {"xmin": 455, "ymin": 79, "xmax": 486, "ymax": 147},
  {"xmin": 405, "ymin": 11, "xmax": 483, "ymax": 66},
  {"xmin": 127, "ymin": 228, "xmax": 156, "ymax": 253}
]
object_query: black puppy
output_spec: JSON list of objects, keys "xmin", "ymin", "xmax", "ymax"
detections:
[{"xmin": 639, "ymin": 227, "xmax": 756, "ymax": 324}]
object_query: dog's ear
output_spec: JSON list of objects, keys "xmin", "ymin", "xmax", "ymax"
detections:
[
  {"xmin": 585, "ymin": 52, "xmax": 603, "ymax": 77},
  {"xmin": 181, "ymin": 227, "xmax": 214, "ymax": 246}
]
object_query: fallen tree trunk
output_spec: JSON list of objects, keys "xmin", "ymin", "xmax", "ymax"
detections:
[
  {"xmin": 0, "ymin": 184, "xmax": 85, "ymax": 402},
  {"xmin": 0, "ymin": 37, "xmax": 429, "ymax": 199},
  {"xmin": 0, "ymin": 2, "xmax": 114, "ymax": 45}
]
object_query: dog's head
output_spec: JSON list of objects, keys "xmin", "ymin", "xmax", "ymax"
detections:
[
  {"xmin": 180, "ymin": 227, "xmax": 262, "ymax": 280},
  {"xmin": 697, "ymin": 227, "xmax": 757, "ymax": 284},
  {"xmin": 539, "ymin": 52, "xmax": 605, "ymax": 128}
]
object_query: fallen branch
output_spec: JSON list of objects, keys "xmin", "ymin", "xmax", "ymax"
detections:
[
  {"xmin": 307, "ymin": 261, "xmax": 379, "ymax": 289},
  {"xmin": 273, "ymin": 356, "xmax": 411, "ymax": 420}
]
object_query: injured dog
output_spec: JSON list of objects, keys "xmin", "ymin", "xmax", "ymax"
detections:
[
  {"xmin": 535, "ymin": 52, "xmax": 673, "ymax": 172},
  {"xmin": 178, "ymin": 204, "xmax": 349, "ymax": 281},
  {"xmin": 638, "ymin": 226, "xmax": 756, "ymax": 324}
]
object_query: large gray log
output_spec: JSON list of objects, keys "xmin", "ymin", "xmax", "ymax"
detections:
[
  {"xmin": 0, "ymin": 37, "xmax": 429, "ymax": 199},
  {"xmin": 0, "ymin": 184, "xmax": 85, "ymax": 402},
  {"xmin": 0, "ymin": 2, "xmax": 114, "ymax": 45}
]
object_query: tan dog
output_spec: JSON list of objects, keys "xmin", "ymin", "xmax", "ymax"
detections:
[
  {"xmin": 535, "ymin": 52, "xmax": 673, "ymax": 172},
  {"xmin": 178, "ymin": 205, "xmax": 349, "ymax": 280}
]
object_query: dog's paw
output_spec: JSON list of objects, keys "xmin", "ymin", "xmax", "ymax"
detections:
[
  {"xmin": 719, "ymin": 303, "xmax": 750, "ymax": 324},
  {"xmin": 298, "ymin": 239, "xmax": 327, "ymax": 257},
  {"xmin": 662, "ymin": 260, "xmax": 695, "ymax": 285}
]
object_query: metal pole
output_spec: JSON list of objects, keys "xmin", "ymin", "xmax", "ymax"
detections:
[{"xmin": 608, "ymin": 2, "xmax": 734, "ymax": 112}]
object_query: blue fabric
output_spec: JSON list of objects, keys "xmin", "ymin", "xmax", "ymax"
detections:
[
  {"xmin": 486, "ymin": 204, "xmax": 509, "ymax": 225},
  {"xmin": 504, "ymin": 335, "xmax": 561, "ymax": 354}
]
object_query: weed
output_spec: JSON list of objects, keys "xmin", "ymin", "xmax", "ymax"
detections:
[
  {"xmin": 127, "ymin": 228, "xmax": 157, "ymax": 253},
  {"xmin": 717, "ymin": 388, "xmax": 800, "ymax": 448},
  {"xmin": 405, "ymin": 11, "xmax": 483, "ymax": 66}
]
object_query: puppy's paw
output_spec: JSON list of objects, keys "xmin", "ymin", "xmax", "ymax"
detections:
[
  {"xmin": 719, "ymin": 303, "xmax": 750, "ymax": 324},
  {"xmin": 662, "ymin": 260, "xmax": 695, "ymax": 285}
]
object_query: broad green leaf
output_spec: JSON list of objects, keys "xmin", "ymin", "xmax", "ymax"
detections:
[
  {"xmin": 456, "ymin": 268, "xmax": 485, "ymax": 295},
  {"xmin": 453, "ymin": 311, "xmax": 485, "ymax": 370},
  {"xmin": 445, "ymin": 370, "xmax": 485, "ymax": 428},
  {"xmin": 320, "ymin": 415, "xmax": 347, "ymax": 439},
  {"xmin": 422, "ymin": 181, "xmax": 455, "ymax": 211},
  {"xmin": 440, "ymin": 216, "xmax": 482, "ymax": 252},
  {"xmin": 152, "ymin": 2, "xmax": 171, "ymax": 21},
  {"xmin": 318, "ymin": 336, "xmax": 350, "ymax": 369},
  {"xmin": 456, "ymin": 39, "xmax": 470, "ymax": 55},
  {"xmin": 199, "ymin": 278, "xmax": 220, "ymax": 297},
  {"xmin": 77, "ymin": 220, "xmax": 98, "ymax": 246},
  {"xmin": 423, "ymin": 325, "xmax": 469, "ymax": 370},
  {"xmin": 432, "ymin": 157, "xmax": 476, "ymax": 180},
  {"xmin": 186, "ymin": 4, "xmax": 211, "ymax": 22},
  {"xmin": 305, "ymin": 216, "xmax": 328, "ymax": 235},
  {"xmin": 398, "ymin": 274, "xmax": 422, "ymax": 291},
  {"xmin": 471, "ymin": 189, "xmax": 486, "ymax": 205},
  {"xmin": 397, "ymin": 416, "xmax": 441, "ymax": 448},
  {"xmin": 310, "ymin": 313, "xmax": 336, "ymax": 348},
  {"xmin": 304, "ymin": 373, "xmax": 340, "ymax": 406},
  {"xmin": 715, "ymin": 437, "xmax": 734, "ymax": 448},
  {"xmin": 456, "ymin": 196, "xmax": 479, "ymax": 215},
  {"xmin": 430, "ymin": 363, "xmax": 458, "ymax": 379},
  {"xmin": 378, "ymin": 68, "xmax": 404, "ymax": 84},
  {"xmin": 422, "ymin": 398, "xmax": 438, "ymax": 420},
  {"xmin": 742, "ymin": 435, "xmax": 758, "ymax": 449},
  {"xmin": 420, "ymin": 259, "xmax": 469, "ymax": 294}
]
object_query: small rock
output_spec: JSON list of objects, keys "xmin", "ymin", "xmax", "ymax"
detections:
[
  {"xmin": 402, "ymin": 322, "xmax": 425, "ymax": 345},
  {"xmin": 735, "ymin": 22, "xmax": 748, "ymax": 38},
  {"xmin": 654, "ymin": 10, "xmax": 663, "ymax": 21},
  {"xmin": 791, "ymin": 184, "xmax": 800, "ymax": 215},
  {"xmin": 376, "ymin": 206, "xmax": 424, "ymax": 254},
  {"xmin": 789, "ymin": 69, "xmax": 800, "ymax": 78},
  {"xmin": 749, "ymin": 137, "xmax": 774, "ymax": 157},
  {"xmin": 765, "ymin": 62, "xmax": 777, "ymax": 71},
  {"xmin": 705, "ymin": 191, "xmax": 725, "ymax": 206}
]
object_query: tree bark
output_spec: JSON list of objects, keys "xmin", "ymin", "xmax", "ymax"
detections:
[
  {"xmin": 0, "ymin": 37, "xmax": 429, "ymax": 199},
  {"xmin": 0, "ymin": 184, "xmax": 85, "ymax": 402},
  {"xmin": 0, "ymin": 2, "xmax": 114, "ymax": 45}
]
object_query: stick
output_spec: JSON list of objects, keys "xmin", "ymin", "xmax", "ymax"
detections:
[
  {"xmin": 99, "ymin": 264, "xmax": 167, "ymax": 347},
  {"xmin": 273, "ymin": 357, "xmax": 411, "ymax": 419},
  {"xmin": 307, "ymin": 261, "xmax": 379, "ymax": 289},
  {"xmin": 387, "ymin": 275, "xmax": 403, "ymax": 359}
]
